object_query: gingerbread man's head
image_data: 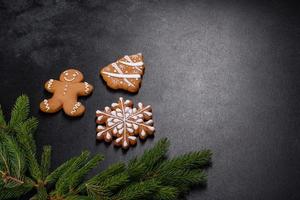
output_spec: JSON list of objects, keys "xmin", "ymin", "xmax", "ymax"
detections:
[{"xmin": 59, "ymin": 69, "xmax": 84, "ymax": 83}]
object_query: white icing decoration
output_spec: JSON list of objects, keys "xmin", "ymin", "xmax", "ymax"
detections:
[
  {"xmin": 107, "ymin": 121, "xmax": 114, "ymax": 126},
  {"xmin": 144, "ymin": 111, "xmax": 152, "ymax": 116},
  {"xmin": 113, "ymin": 127, "xmax": 118, "ymax": 134},
  {"xmin": 140, "ymin": 129, "xmax": 146, "ymax": 137},
  {"xmin": 106, "ymin": 134, "xmax": 111, "ymax": 140},
  {"xmin": 121, "ymin": 55, "xmax": 144, "ymax": 72},
  {"xmin": 112, "ymin": 63, "xmax": 135, "ymax": 87},
  {"xmin": 47, "ymin": 79, "xmax": 54, "ymax": 89},
  {"xmin": 133, "ymin": 124, "xmax": 139, "ymax": 130},
  {"xmin": 125, "ymin": 100, "xmax": 131, "ymax": 105},
  {"xmin": 84, "ymin": 82, "xmax": 89, "ymax": 94},
  {"xmin": 136, "ymin": 119, "xmax": 143, "ymax": 123},
  {"xmin": 71, "ymin": 102, "xmax": 81, "ymax": 114},
  {"xmin": 111, "ymin": 103, "xmax": 118, "ymax": 107},
  {"xmin": 127, "ymin": 128, "xmax": 134, "ymax": 133},
  {"xmin": 119, "ymin": 60, "xmax": 144, "ymax": 67},
  {"xmin": 102, "ymin": 71, "xmax": 141, "ymax": 79},
  {"xmin": 138, "ymin": 102, "xmax": 143, "ymax": 109},
  {"xmin": 115, "ymin": 137, "xmax": 122, "ymax": 143},
  {"xmin": 148, "ymin": 126, "xmax": 155, "ymax": 131},
  {"xmin": 128, "ymin": 136, "xmax": 136, "ymax": 141},
  {"xmin": 145, "ymin": 120, "xmax": 153, "ymax": 125},
  {"xmin": 63, "ymin": 84, "xmax": 69, "ymax": 95},
  {"xmin": 64, "ymin": 76, "xmax": 76, "ymax": 82},
  {"xmin": 97, "ymin": 132, "xmax": 103, "ymax": 137},
  {"xmin": 123, "ymin": 140, "xmax": 128, "ymax": 147},
  {"xmin": 43, "ymin": 99, "xmax": 50, "ymax": 111},
  {"xmin": 97, "ymin": 125, "xmax": 105, "ymax": 130}
]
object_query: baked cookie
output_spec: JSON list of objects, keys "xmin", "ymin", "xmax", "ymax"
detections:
[
  {"xmin": 40, "ymin": 69, "xmax": 93, "ymax": 117},
  {"xmin": 96, "ymin": 97, "xmax": 155, "ymax": 149},
  {"xmin": 100, "ymin": 53, "xmax": 145, "ymax": 93}
]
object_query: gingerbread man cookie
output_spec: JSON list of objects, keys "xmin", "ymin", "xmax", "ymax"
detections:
[
  {"xmin": 40, "ymin": 69, "xmax": 93, "ymax": 117},
  {"xmin": 100, "ymin": 53, "xmax": 145, "ymax": 93}
]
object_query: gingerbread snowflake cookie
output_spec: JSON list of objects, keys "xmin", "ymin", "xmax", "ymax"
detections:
[
  {"xmin": 100, "ymin": 53, "xmax": 145, "ymax": 93},
  {"xmin": 96, "ymin": 97, "xmax": 155, "ymax": 149},
  {"xmin": 40, "ymin": 69, "xmax": 93, "ymax": 117}
]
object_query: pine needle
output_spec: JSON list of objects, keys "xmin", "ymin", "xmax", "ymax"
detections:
[
  {"xmin": 41, "ymin": 146, "xmax": 52, "ymax": 179},
  {"xmin": 9, "ymin": 95, "xmax": 30, "ymax": 128}
]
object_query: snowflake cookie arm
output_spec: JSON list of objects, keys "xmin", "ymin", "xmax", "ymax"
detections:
[
  {"xmin": 44, "ymin": 79, "xmax": 60, "ymax": 93},
  {"xmin": 126, "ymin": 102, "xmax": 155, "ymax": 140},
  {"xmin": 75, "ymin": 82, "xmax": 94, "ymax": 96},
  {"xmin": 96, "ymin": 106, "xmax": 117, "ymax": 143}
]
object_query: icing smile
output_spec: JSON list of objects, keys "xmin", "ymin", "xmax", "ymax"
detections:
[
  {"xmin": 63, "ymin": 76, "xmax": 76, "ymax": 82},
  {"xmin": 63, "ymin": 70, "xmax": 79, "ymax": 82}
]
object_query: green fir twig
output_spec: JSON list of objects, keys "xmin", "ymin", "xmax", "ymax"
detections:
[{"xmin": 0, "ymin": 95, "xmax": 212, "ymax": 200}]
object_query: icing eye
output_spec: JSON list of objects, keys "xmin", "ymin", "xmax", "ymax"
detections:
[
  {"xmin": 73, "ymin": 74, "xmax": 76, "ymax": 77},
  {"xmin": 65, "ymin": 72, "xmax": 69, "ymax": 75}
]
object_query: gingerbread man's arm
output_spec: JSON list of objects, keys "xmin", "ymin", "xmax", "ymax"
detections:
[
  {"xmin": 44, "ymin": 79, "xmax": 60, "ymax": 93},
  {"xmin": 75, "ymin": 82, "xmax": 94, "ymax": 96}
]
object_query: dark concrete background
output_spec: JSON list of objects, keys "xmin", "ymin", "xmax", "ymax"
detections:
[{"xmin": 0, "ymin": 0, "xmax": 300, "ymax": 199}]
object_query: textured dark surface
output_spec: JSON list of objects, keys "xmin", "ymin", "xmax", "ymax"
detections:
[{"xmin": 0, "ymin": 0, "xmax": 300, "ymax": 199}]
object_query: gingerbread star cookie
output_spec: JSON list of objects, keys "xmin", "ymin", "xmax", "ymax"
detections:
[
  {"xmin": 40, "ymin": 69, "xmax": 93, "ymax": 117},
  {"xmin": 100, "ymin": 53, "xmax": 145, "ymax": 93},
  {"xmin": 96, "ymin": 97, "xmax": 155, "ymax": 149}
]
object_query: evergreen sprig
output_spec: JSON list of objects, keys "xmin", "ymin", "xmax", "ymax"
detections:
[{"xmin": 0, "ymin": 95, "xmax": 212, "ymax": 200}]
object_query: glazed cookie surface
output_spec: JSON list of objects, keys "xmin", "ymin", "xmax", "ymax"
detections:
[
  {"xmin": 100, "ymin": 53, "xmax": 145, "ymax": 93},
  {"xmin": 40, "ymin": 69, "xmax": 93, "ymax": 117},
  {"xmin": 96, "ymin": 97, "xmax": 155, "ymax": 149}
]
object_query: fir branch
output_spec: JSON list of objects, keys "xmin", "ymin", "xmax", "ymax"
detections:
[
  {"xmin": 153, "ymin": 186, "xmax": 178, "ymax": 200},
  {"xmin": 9, "ymin": 95, "xmax": 30, "ymax": 128},
  {"xmin": 112, "ymin": 179, "xmax": 161, "ymax": 200},
  {"xmin": 85, "ymin": 173, "xmax": 129, "ymax": 199},
  {"xmin": 0, "ymin": 141, "xmax": 11, "ymax": 174},
  {"xmin": 67, "ymin": 154, "xmax": 104, "ymax": 193},
  {"xmin": 127, "ymin": 138, "xmax": 169, "ymax": 179},
  {"xmin": 36, "ymin": 185, "xmax": 48, "ymax": 200},
  {"xmin": 1, "ymin": 134, "xmax": 25, "ymax": 179},
  {"xmin": 16, "ymin": 130, "xmax": 42, "ymax": 181},
  {"xmin": 46, "ymin": 156, "xmax": 77, "ymax": 185},
  {"xmin": 158, "ymin": 169, "xmax": 207, "ymax": 188},
  {"xmin": 0, "ymin": 170, "xmax": 24, "ymax": 184},
  {"xmin": 54, "ymin": 151, "xmax": 91, "ymax": 195},
  {"xmin": 41, "ymin": 145, "xmax": 52, "ymax": 179},
  {"xmin": 78, "ymin": 162, "xmax": 126, "ymax": 192},
  {"xmin": 159, "ymin": 150, "xmax": 212, "ymax": 171},
  {"xmin": 0, "ymin": 184, "xmax": 33, "ymax": 199},
  {"xmin": 15, "ymin": 117, "xmax": 39, "ymax": 139},
  {"xmin": 63, "ymin": 195, "xmax": 93, "ymax": 200}
]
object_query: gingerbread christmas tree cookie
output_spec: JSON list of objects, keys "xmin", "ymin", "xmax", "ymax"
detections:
[
  {"xmin": 96, "ymin": 97, "xmax": 155, "ymax": 149},
  {"xmin": 40, "ymin": 69, "xmax": 93, "ymax": 117},
  {"xmin": 100, "ymin": 53, "xmax": 145, "ymax": 93}
]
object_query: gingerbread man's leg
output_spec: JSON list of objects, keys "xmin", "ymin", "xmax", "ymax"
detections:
[
  {"xmin": 40, "ymin": 98, "xmax": 62, "ymax": 113},
  {"xmin": 63, "ymin": 100, "xmax": 85, "ymax": 117}
]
